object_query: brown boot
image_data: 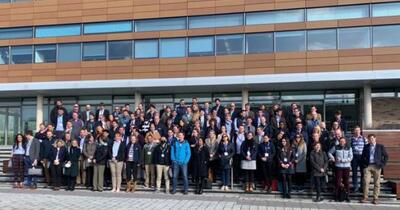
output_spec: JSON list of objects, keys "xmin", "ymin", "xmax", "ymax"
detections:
[
  {"xmin": 245, "ymin": 182, "xmax": 250, "ymax": 192},
  {"xmin": 132, "ymin": 181, "xmax": 137, "ymax": 192},
  {"xmin": 249, "ymin": 182, "xmax": 254, "ymax": 192},
  {"xmin": 126, "ymin": 180, "xmax": 132, "ymax": 192}
]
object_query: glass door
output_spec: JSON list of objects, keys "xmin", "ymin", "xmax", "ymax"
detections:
[
  {"xmin": 0, "ymin": 107, "xmax": 22, "ymax": 145},
  {"xmin": 0, "ymin": 108, "xmax": 6, "ymax": 145}
]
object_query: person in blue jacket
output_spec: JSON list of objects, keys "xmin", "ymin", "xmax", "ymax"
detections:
[{"xmin": 170, "ymin": 132, "xmax": 191, "ymax": 195}]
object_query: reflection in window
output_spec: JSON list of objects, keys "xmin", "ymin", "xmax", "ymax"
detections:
[
  {"xmin": 108, "ymin": 40, "xmax": 132, "ymax": 60},
  {"xmin": 307, "ymin": 5, "xmax": 369, "ymax": 21},
  {"xmin": 34, "ymin": 45, "xmax": 56, "ymax": 63},
  {"xmin": 11, "ymin": 46, "xmax": 32, "ymax": 64},
  {"xmin": 338, "ymin": 27, "xmax": 370, "ymax": 49},
  {"xmin": 58, "ymin": 43, "xmax": 81, "ymax": 63},
  {"xmin": 83, "ymin": 42, "xmax": 106, "ymax": 61},
  {"xmin": 35, "ymin": 24, "xmax": 81, "ymax": 38},
  {"xmin": 0, "ymin": 47, "xmax": 9, "ymax": 64},
  {"xmin": 188, "ymin": 36, "xmax": 214, "ymax": 57},
  {"xmin": 84, "ymin": 21, "xmax": 132, "ymax": 34},
  {"xmin": 189, "ymin": 14, "xmax": 243, "ymax": 29},
  {"xmin": 372, "ymin": 2, "xmax": 400, "ymax": 17},
  {"xmin": 160, "ymin": 38, "xmax": 186, "ymax": 58},
  {"xmin": 134, "ymin": 39, "xmax": 158, "ymax": 59},
  {"xmin": 307, "ymin": 29, "xmax": 337, "ymax": 50},
  {"xmin": 216, "ymin": 34, "xmax": 244, "ymax": 55},
  {"xmin": 246, "ymin": 9, "xmax": 304, "ymax": 25},
  {"xmin": 275, "ymin": 31, "xmax": 305, "ymax": 52},
  {"xmin": 0, "ymin": 27, "xmax": 32, "ymax": 40},
  {"xmin": 246, "ymin": 33, "xmax": 273, "ymax": 54},
  {"xmin": 135, "ymin": 17, "xmax": 186, "ymax": 32},
  {"xmin": 373, "ymin": 25, "xmax": 400, "ymax": 47}
]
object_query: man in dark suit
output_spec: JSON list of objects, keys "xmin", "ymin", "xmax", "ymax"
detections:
[
  {"xmin": 52, "ymin": 108, "xmax": 68, "ymax": 139},
  {"xmin": 81, "ymin": 104, "xmax": 94, "ymax": 123},
  {"xmin": 95, "ymin": 102, "xmax": 110, "ymax": 121},
  {"xmin": 360, "ymin": 134, "xmax": 389, "ymax": 205},
  {"xmin": 212, "ymin": 98, "xmax": 225, "ymax": 120}
]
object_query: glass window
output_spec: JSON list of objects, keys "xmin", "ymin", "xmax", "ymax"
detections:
[
  {"xmin": 108, "ymin": 40, "xmax": 132, "ymax": 60},
  {"xmin": 34, "ymin": 45, "xmax": 56, "ymax": 63},
  {"xmin": 338, "ymin": 27, "xmax": 370, "ymax": 49},
  {"xmin": 0, "ymin": 47, "xmax": 9, "ymax": 65},
  {"xmin": 160, "ymin": 38, "xmax": 186, "ymax": 58},
  {"xmin": 246, "ymin": 9, "xmax": 304, "ymax": 25},
  {"xmin": 307, "ymin": 29, "xmax": 337, "ymax": 50},
  {"xmin": 11, "ymin": 46, "xmax": 32, "ymax": 64},
  {"xmin": 189, "ymin": 14, "xmax": 243, "ymax": 29},
  {"xmin": 58, "ymin": 43, "xmax": 81, "ymax": 63},
  {"xmin": 188, "ymin": 36, "xmax": 214, "ymax": 57},
  {"xmin": 307, "ymin": 5, "xmax": 369, "ymax": 21},
  {"xmin": 84, "ymin": 21, "xmax": 132, "ymax": 34},
  {"xmin": 275, "ymin": 31, "xmax": 305, "ymax": 52},
  {"xmin": 0, "ymin": 0, "xmax": 10, "ymax": 3},
  {"xmin": 0, "ymin": 27, "xmax": 32, "ymax": 40},
  {"xmin": 372, "ymin": 2, "xmax": 400, "ymax": 17},
  {"xmin": 373, "ymin": 25, "xmax": 400, "ymax": 47},
  {"xmin": 216, "ymin": 34, "xmax": 244, "ymax": 55},
  {"xmin": 134, "ymin": 39, "xmax": 158, "ymax": 59},
  {"xmin": 135, "ymin": 17, "xmax": 186, "ymax": 32},
  {"xmin": 82, "ymin": 42, "xmax": 106, "ymax": 61},
  {"xmin": 246, "ymin": 33, "xmax": 273, "ymax": 54},
  {"xmin": 35, "ymin": 24, "xmax": 81, "ymax": 38}
]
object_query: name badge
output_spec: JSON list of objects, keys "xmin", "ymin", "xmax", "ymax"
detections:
[
  {"xmin": 161, "ymin": 154, "xmax": 165, "ymax": 158},
  {"xmin": 284, "ymin": 158, "xmax": 288, "ymax": 162},
  {"xmin": 295, "ymin": 153, "xmax": 299, "ymax": 158},
  {"xmin": 224, "ymin": 152, "xmax": 228, "ymax": 156},
  {"xmin": 128, "ymin": 154, "xmax": 133, "ymax": 158},
  {"xmin": 247, "ymin": 151, "xmax": 250, "ymax": 156},
  {"xmin": 147, "ymin": 151, "xmax": 152, "ymax": 155},
  {"xmin": 265, "ymin": 153, "xmax": 269, "ymax": 157}
]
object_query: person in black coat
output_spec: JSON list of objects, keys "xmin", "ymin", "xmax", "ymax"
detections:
[
  {"xmin": 92, "ymin": 137, "xmax": 109, "ymax": 192},
  {"xmin": 217, "ymin": 134, "xmax": 234, "ymax": 190},
  {"xmin": 240, "ymin": 133, "xmax": 258, "ymax": 193},
  {"xmin": 278, "ymin": 138, "xmax": 295, "ymax": 199},
  {"xmin": 49, "ymin": 139, "xmax": 67, "ymax": 191},
  {"xmin": 64, "ymin": 139, "xmax": 81, "ymax": 191},
  {"xmin": 154, "ymin": 137, "xmax": 172, "ymax": 193},
  {"xmin": 125, "ymin": 135, "xmax": 142, "ymax": 192},
  {"xmin": 192, "ymin": 138, "xmax": 209, "ymax": 194},
  {"xmin": 258, "ymin": 135, "xmax": 276, "ymax": 193},
  {"xmin": 360, "ymin": 134, "xmax": 389, "ymax": 204}
]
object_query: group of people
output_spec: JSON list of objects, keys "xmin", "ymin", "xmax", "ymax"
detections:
[{"xmin": 10, "ymin": 98, "xmax": 388, "ymax": 204}]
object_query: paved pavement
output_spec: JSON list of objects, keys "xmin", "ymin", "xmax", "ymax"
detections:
[{"xmin": 0, "ymin": 189, "xmax": 398, "ymax": 210}]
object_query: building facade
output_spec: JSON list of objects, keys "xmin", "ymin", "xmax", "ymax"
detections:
[{"xmin": 0, "ymin": 0, "xmax": 399, "ymax": 146}]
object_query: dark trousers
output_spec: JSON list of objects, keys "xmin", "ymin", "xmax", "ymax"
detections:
[
  {"xmin": 244, "ymin": 170, "xmax": 254, "ymax": 183},
  {"xmin": 67, "ymin": 176, "xmax": 76, "ymax": 190},
  {"xmin": 313, "ymin": 176, "xmax": 324, "ymax": 198},
  {"xmin": 12, "ymin": 155, "xmax": 24, "ymax": 183},
  {"xmin": 126, "ymin": 161, "xmax": 138, "ymax": 181},
  {"xmin": 294, "ymin": 172, "xmax": 306, "ymax": 188},
  {"xmin": 233, "ymin": 154, "xmax": 242, "ymax": 183},
  {"xmin": 335, "ymin": 167, "xmax": 350, "ymax": 199},
  {"xmin": 51, "ymin": 164, "xmax": 63, "ymax": 188},
  {"xmin": 282, "ymin": 173, "xmax": 292, "ymax": 196},
  {"xmin": 86, "ymin": 166, "xmax": 94, "ymax": 187},
  {"xmin": 261, "ymin": 162, "xmax": 273, "ymax": 188},
  {"xmin": 351, "ymin": 155, "xmax": 364, "ymax": 190}
]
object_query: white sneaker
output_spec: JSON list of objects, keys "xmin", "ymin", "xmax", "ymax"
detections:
[
  {"xmin": 221, "ymin": 186, "xmax": 225, "ymax": 190},
  {"xmin": 225, "ymin": 186, "xmax": 230, "ymax": 191},
  {"xmin": 116, "ymin": 188, "xmax": 120, "ymax": 193},
  {"xmin": 111, "ymin": 188, "xmax": 116, "ymax": 192}
]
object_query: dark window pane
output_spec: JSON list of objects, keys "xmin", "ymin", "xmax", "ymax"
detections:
[
  {"xmin": 108, "ymin": 40, "xmax": 132, "ymax": 60},
  {"xmin": 34, "ymin": 45, "xmax": 56, "ymax": 63},
  {"xmin": 58, "ymin": 43, "xmax": 81, "ymax": 63},
  {"xmin": 11, "ymin": 46, "xmax": 32, "ymax": 64},
  {"xmin": 338, "ymin": 27, "xmax": 370, "ymax": 49},
  {"xmin": 188, "ymin": 36, "xmax": 214, "ymax": 57},
  {"xmin": 216, "ymin": 34, "xmax": 244, "ymax": 55},
  {"xmin": 0, "ymin": 47, "xmax": 9, "ymax": 65},
  {"xmin": 246, "ymin": 33, "xmax": 273, "ymax": 54},
  {"xmin": 134, "ymin": 40, "xmax": 158, "ymax": 59},
  {"xmin": 373, "ymin": 25, "xmax": 400, "ymax": 47},
  {"xmin": 84, "ymin": 21, "xmax": 132, "ymax": 34},
  {"xmin": 307, "ymin": 29, "xmax": 337, "ymax": 50},
  {"xmin": 35, "ymin": 24, "xmax": 81, "ymax": 38},
  {"xmin": 135, "ymin": 17, "xmax": 186, "ymax": 32},
  {"xmin": 160, "ymin": 38, "xmax": 186, "ymax": 58},
  {"xmin": 275, "ymin": 31, "xmax": 305, "ymax": 52},
  {"xmin": 0, "ymin": 27, "xmax": 32, "ymax": 40},
  {"xmin": 83, "ymin": 42, "xmax": 106, "ymax": 61}
]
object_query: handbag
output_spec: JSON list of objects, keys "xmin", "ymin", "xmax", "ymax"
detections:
[
  {"xmin": 240, "ymin": 160, "xmax": 256, "ymax": 170},
  {"xmin": 28, "ymin": 167, "xmax": 43, "ymax": 176}
]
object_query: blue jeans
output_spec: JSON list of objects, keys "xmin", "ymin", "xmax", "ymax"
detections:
[
  {"xmin": 172, "ymin": 162, "xmax": 188, "ymax": 192},
  {"xmin": 221, "ymin": 168, "xmax": 230, "ymax": 186},
  {"xmin": 24, "ymin": 157, "xmax": 36, "ymax": 186},
  {"xmin": 351, "ymin": 154, "xmax": 364, "ymax": 190}
]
